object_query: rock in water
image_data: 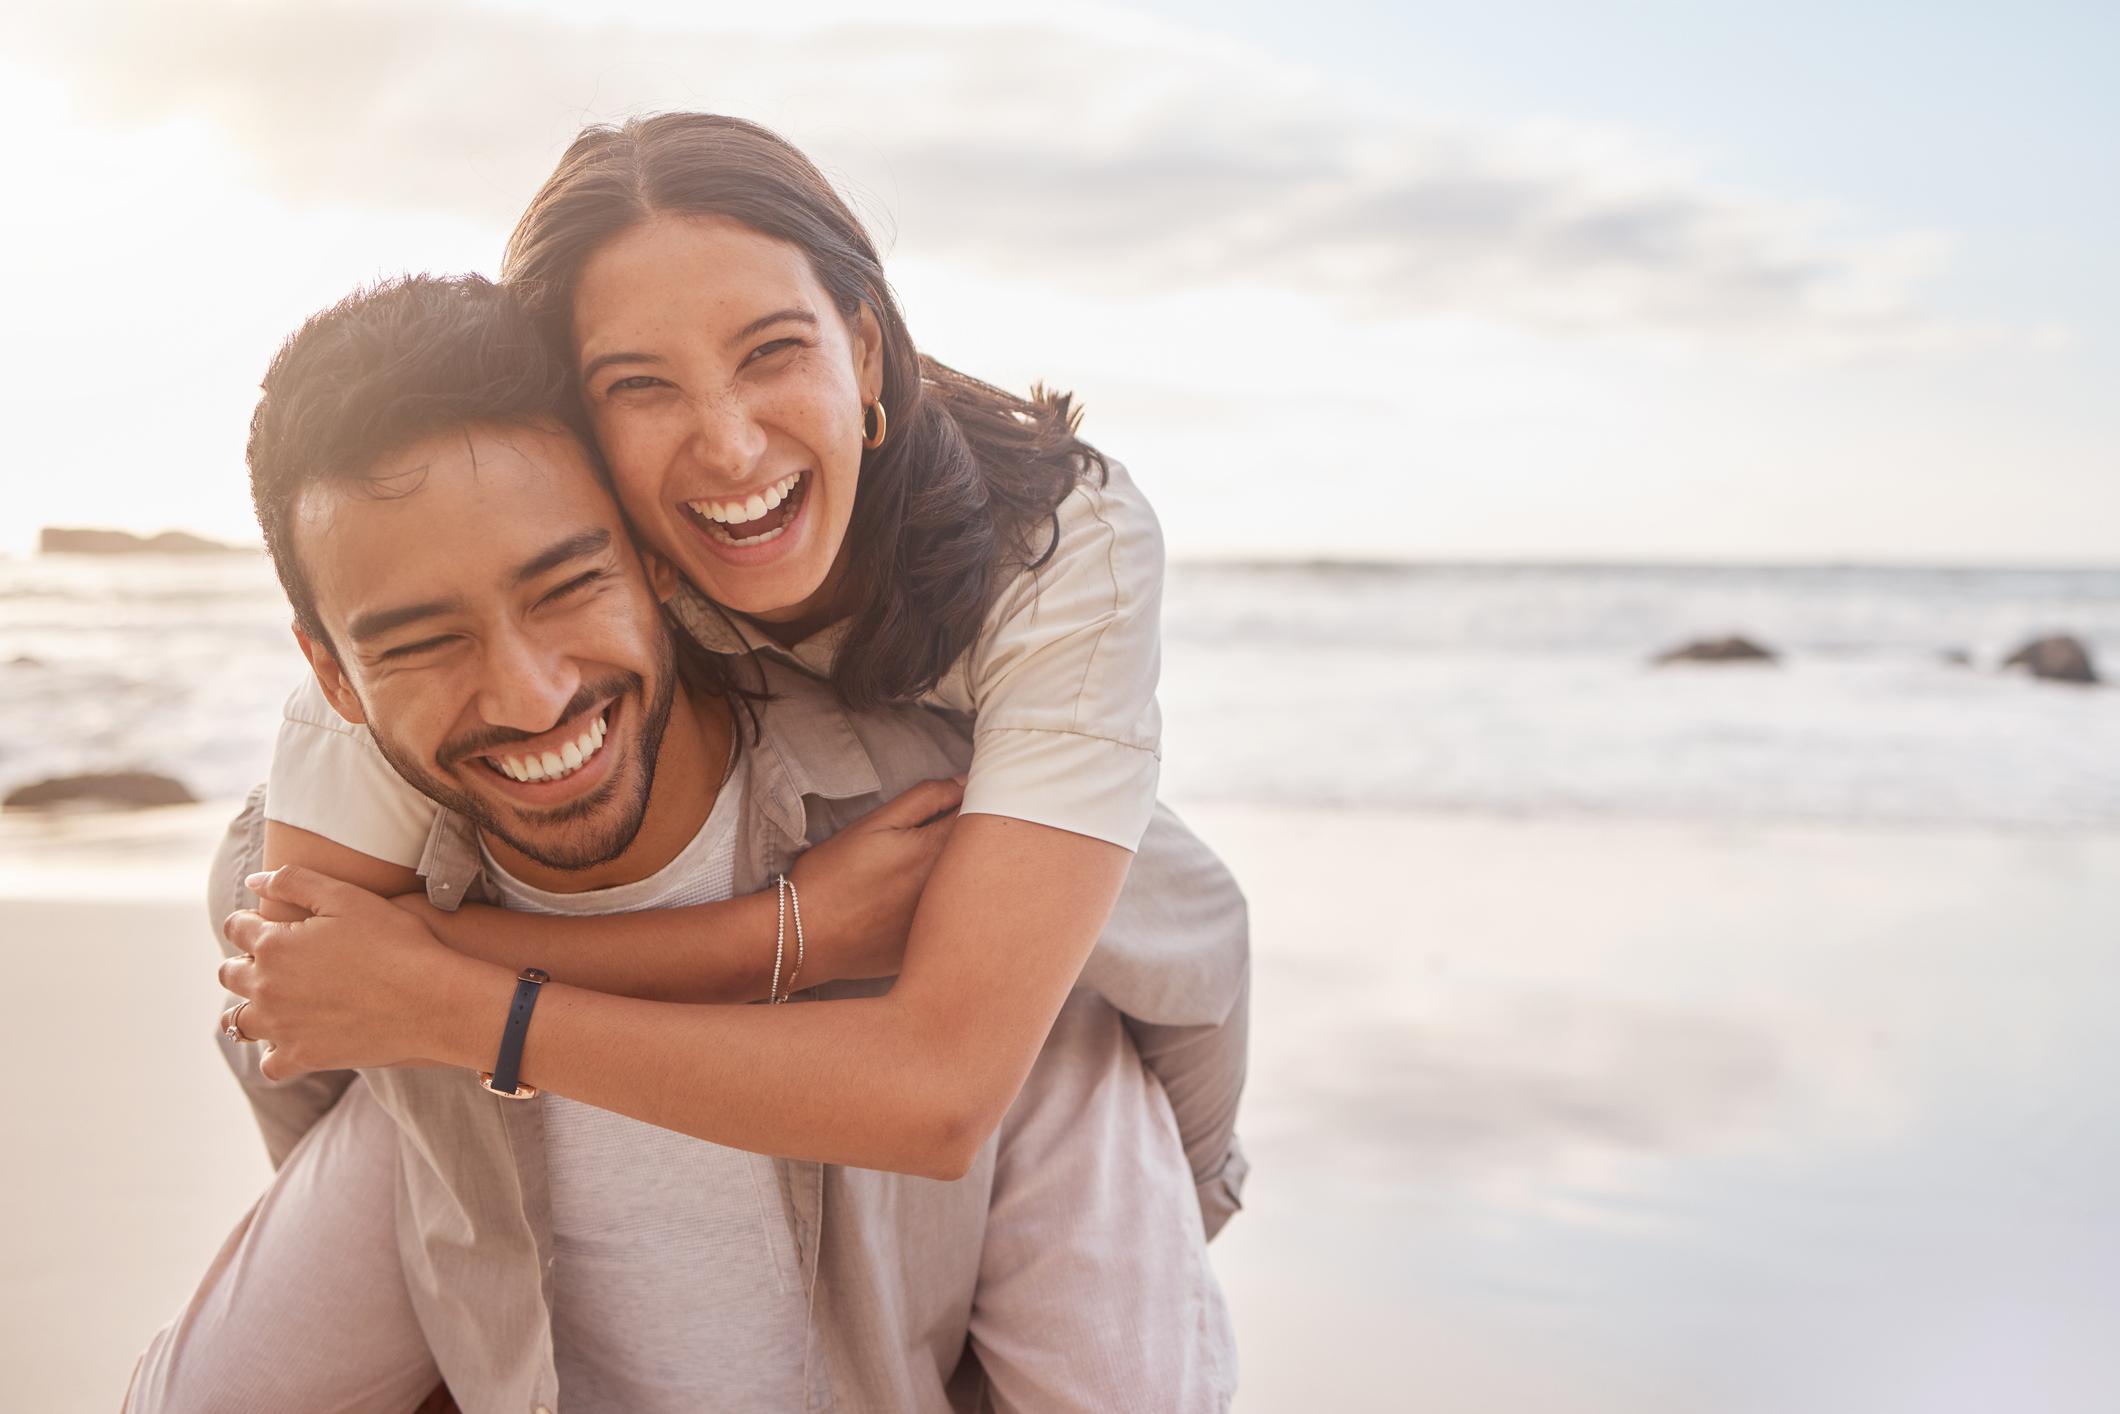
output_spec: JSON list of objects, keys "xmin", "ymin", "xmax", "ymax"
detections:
[
  {"xmin": 1652, "ymin": 635, "xmax": 1779, "ymax": 666},
  {"xmin": 2001, "ymin": 635, "xmax": 2099, "ymax": 684},
  {"xmin": 3, "ymin": 771, "xmax": 198, "ymax": 810},
  {"xmin": 38, "ymin": 527, "xmax": 241, "ymax": 555}
]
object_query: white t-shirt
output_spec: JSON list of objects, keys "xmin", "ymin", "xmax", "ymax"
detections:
[
  {"xmin": 480, "ymin": 756, "xmax": 809, "ymax": 1412},
  {"xmin": 264, "ymin": 458, "xmax": 1166, "ymax": 863}
]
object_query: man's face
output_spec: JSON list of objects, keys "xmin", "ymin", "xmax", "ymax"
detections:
[{"xmin": 292, "ymin": 420, "xmax": 679, "ymax": 871}]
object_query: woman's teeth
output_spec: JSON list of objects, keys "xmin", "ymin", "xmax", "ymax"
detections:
[
  {"xmin": 489, "ymin": 712, "xmax": 607, "ymax": 784},
  {"xmin": 689, "ymin": 470, "xmax": 803, "ymax": 526},
  {"xmin": 687, "ymin": 470, "xmax": 806, "ymax": 545}
]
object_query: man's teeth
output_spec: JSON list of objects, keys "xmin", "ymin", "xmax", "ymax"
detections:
[
  {"xmin": 492, "ymin": 712, "xmax": 607, "ymax": 784},
  {"xmin": 687, "ymin": 470, "xmax": 803, "ymax": 526}
]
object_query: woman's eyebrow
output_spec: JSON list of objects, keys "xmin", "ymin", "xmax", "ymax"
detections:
[
  {"xmin": 727, "ymin": 308, "xmax": 817, "ymax": 348},
  {"xmin": 579, "ymin": 309, "xmax": 816, "ymax": 380},
  {"xmin": 581, "ymin": 349, "xmax": 663, "ymax": 383}
]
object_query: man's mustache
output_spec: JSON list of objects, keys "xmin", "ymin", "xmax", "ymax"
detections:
[{"xmin": 437, "ymin": 672, "xmax": 641, "ymax": 768}]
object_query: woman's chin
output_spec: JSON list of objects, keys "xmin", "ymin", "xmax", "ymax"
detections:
[
  {"xmin": 668, "ymin": 565, "xmax": 830, "ymax": 639},
  {"xmin": 666, "ymin": 492, "xmax": 840, "ymax": 616},
  {"xmin": 666, "ymin": 527, "xmax": 848, "ymax": 631}
]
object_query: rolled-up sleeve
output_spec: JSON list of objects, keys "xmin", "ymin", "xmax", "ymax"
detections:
[
  {"xmin": 954, "ymin": 459, "xmax": 1164, "ymax": 852},
  {"xmin": 264, "ymin": 676, "xmax": 437, "ymax": 870}
]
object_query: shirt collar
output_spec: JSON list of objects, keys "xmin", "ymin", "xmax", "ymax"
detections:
[{"xmin": 665, "ymin": 585, "xmax": 852, "ymax": 678}]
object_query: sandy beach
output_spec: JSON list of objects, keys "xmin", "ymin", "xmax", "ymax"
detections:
[{"xmin": 6, "ymin": 799, "xmax": 2120, "ymax": 1412}]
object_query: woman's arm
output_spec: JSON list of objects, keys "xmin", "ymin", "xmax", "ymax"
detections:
[
  {"xmin": 260, "ymin": 780, "xmax": 962, "ymax": 1005},
  {"xmin": 264, "ymin": 820, "xmax": 776, "ymax": 1003},
  {"xmin": 225, "ymin": 814, "xmax": 1127, "ymax": 1179},
  {"xmin": 261, "ymin": 822, "xmax": 421, "ymax": 921}
]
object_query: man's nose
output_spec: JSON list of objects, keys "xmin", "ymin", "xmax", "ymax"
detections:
[
  {"xmin": 476, "ymin": 622, "xmax": 582, "ymax": 736},
  {"xmin": 685, "ymin": 388, "xmax": 768, "ymax": 480}
]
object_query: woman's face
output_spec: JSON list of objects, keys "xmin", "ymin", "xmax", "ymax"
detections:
[{"xmin": 571, "ymin": 213, "xmax": 882, "ymax": 630}]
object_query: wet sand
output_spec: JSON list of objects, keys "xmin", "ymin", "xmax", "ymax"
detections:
[{"xmin": 6, "ymin": 801, "xmax": 2120, "ymax": 1411}]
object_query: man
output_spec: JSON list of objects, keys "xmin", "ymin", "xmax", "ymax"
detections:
[{"xmin": 126, "ymin": 276, "xmax": 1235, "ymax": 1412}]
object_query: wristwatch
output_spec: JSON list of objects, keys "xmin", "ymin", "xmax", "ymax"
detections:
[{"xmin": 479, "ymin": 966, "xmax": 550, "ymax": 1100}]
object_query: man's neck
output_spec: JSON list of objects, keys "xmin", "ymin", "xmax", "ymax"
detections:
[{"xmin": 482, "ymin": 682, "xmax": 732, "ymax": 895}]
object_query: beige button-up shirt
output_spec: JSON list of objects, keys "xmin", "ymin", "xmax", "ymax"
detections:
[{"xmin": 210, "ymin": 654, "xmax": 1245, "ymax": 1412}]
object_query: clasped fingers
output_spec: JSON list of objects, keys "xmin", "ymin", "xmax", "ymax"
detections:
[{"xmin": 216, "ymin": 949, "xmax": 258, "ymax": 998}]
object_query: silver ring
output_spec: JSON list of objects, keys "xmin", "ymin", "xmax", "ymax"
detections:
[{"xmin": 222, "ymin": 1000, "xmax": 257, "ymax": 1044}]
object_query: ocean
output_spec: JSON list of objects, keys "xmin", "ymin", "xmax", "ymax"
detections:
[{"xmin": 3, "ymin": 552, "xmax": 2117, "ymax": 828}]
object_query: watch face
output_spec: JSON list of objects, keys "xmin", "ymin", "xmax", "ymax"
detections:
[{"xmin": 521, "ymin": 967, "xmax": 552, "ymax": 985}]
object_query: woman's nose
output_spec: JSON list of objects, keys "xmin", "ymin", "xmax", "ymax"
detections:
[{"xmin": 685, "ymin": 389, "xmax": 768, "ymax": 480}]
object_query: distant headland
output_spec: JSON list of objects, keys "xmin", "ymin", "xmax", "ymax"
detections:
[{"xmin": 39, "ymin": 527, "xmax": 251, "ymax": 555}]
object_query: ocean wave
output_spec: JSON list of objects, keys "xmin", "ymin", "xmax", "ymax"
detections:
[{"xmin": 4, "ymin": 556, "xmax": 2116, "ymax": 827}]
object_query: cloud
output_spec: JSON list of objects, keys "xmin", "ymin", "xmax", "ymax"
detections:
[{"xmin": 18, "ymin": 1, "xmax": 1989, "ymax": 352}]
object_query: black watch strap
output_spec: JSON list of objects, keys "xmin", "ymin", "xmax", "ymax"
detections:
[{"xmin": 480, "ymin": 966, "xmax": 550, "ymax": 1100}]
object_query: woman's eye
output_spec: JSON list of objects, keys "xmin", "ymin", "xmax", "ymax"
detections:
[
  {"xmin": 606, "ymin": 375, "xmax": 663, "ymax": 394},
  {"xmin": 746, "ymin": 338, "xmax": 804, "ymax": 365}
]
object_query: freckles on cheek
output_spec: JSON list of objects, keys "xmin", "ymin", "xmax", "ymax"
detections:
[{"xmin": 603, "ymin": 426, "xmax": 677, "ymax": 504}]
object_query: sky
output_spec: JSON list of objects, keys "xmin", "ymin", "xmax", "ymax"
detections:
[{"xmin": 3, "ymin": 0, "xmax": 2114, "ymax": 565}]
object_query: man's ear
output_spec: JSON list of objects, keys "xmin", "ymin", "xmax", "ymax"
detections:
[
  {"xmin": 640, "ymin": 547, "xmax": 683, "ymax": 604},
  {"xmin": 292, "ymin": 622, "xmax": 367, "ymax": 725}
]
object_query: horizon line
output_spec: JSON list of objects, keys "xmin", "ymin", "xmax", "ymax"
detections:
[{"xmin": 10, "ymin": 526, "xmax": 2120, "ymax": 577}]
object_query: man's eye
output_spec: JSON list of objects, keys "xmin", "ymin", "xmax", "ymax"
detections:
[
  {"xmin": 540, "ymin": 570, "xmax": 604, "ymax": 607},
  {"xmin": 380, "ymin": 636, "xmax": 452, "ymax": 661}
]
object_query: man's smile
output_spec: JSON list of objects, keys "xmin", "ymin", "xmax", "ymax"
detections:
[{"xmin": 466, "ymin": 698, "xmax": 624, "ymax": 800}]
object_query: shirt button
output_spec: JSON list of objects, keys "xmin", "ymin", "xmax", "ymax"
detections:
[{"xmin": 535, "ymin": 1405, "xmax": 553, "ymax": 1414}]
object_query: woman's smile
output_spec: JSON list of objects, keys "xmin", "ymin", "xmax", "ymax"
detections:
[{"xmin": 681, "ymin": 468, "xmax": 811, "ymax": 549}]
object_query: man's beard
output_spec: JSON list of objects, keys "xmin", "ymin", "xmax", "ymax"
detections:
[{"xmin": 366, "ymin": 640, "xmax": 679, "ymax": 872}]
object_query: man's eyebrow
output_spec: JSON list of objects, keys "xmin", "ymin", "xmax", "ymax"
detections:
[
  {"xmin": 511, "ymin": 528, "xmax": 613, "ymax": 587},
  {"xmin": 728, "ymin": 308, "xmax": 817, "ymax": 349},
  {"xmin": 349, "ymin": 597, "xmax": 464, "ymax": 644}
]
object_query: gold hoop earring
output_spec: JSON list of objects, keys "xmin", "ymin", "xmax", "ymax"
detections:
[{"xmin": 862, "ymin": 398, "xmax": 888, "ymax": 450}]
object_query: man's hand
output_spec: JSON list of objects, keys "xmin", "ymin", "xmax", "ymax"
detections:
[
  {"xmin": 789, "ymin": 776, "xmax": 963, "ymax": 983},
  {"xmin": 220, "ymin": 866, "xmax": 488, "ymax": 1080}
]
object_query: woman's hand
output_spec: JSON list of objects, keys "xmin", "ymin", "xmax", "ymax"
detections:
[
  {"xmin": 220, "ymin": 865, "xmax": 495, "ymax": 1080},
  {"xmin": 789, "ymin": 775, "xmax": 964, "ymax": 983}
]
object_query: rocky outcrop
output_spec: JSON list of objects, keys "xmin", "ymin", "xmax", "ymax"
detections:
[
  {"xmin": 1652, "ymin": 635, "xmax": 1778, "ymax": 666},
  {"xmin": 3, "ymin": 771, "xmax": 197, "ymax": 809},
  {"xmin": 2002, "ymin": 635, "xmax": 2099, "ymax": 685},
  {"xmin": 39, "ymin": 527, "xmax": 243, "ymax": 555}
]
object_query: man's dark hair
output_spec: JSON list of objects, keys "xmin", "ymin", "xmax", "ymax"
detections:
[{"xmin": 246, "ymin": 273, "xmax": 593, "ymax": 642}]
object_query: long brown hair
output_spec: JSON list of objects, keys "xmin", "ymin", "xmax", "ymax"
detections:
[{"xmin": 502, "ymin": 113, "xmax": 1106, "ymax": 708}]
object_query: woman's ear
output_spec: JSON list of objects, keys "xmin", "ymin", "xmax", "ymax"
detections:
[
  {"xmin": 292, "ymin": 622, "xmax": 367, "ymax": 725},
  {"xmin": 854, "ymin": 301, "xmax": 885, "ymax": 402}
]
